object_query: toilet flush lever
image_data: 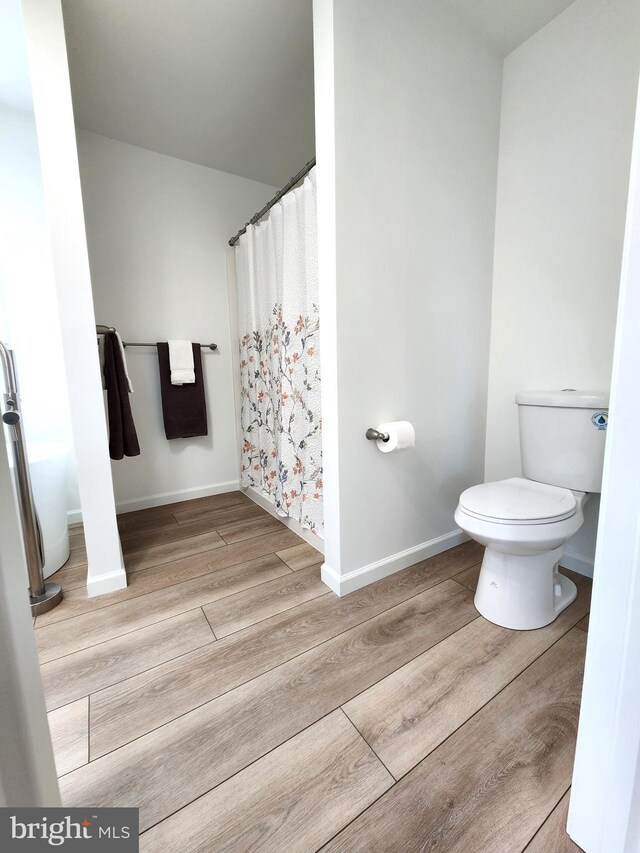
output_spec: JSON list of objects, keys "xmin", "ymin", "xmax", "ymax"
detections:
[{"xmin": 366, "ymin": 428, "xmax": 389, "ymax": 442}]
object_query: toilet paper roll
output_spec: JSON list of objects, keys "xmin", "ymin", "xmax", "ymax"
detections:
[{"xmin": 375, "ymin": 421, "xmax": 415, "ymax": 453}]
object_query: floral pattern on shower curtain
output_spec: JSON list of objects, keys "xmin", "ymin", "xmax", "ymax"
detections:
[{"xmin": 235, "ymin": 168, "xmax": 322, "ymax": 535}]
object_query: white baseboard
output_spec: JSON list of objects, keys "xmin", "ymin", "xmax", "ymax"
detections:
[
  {"xmin": 115, "ymin": 479, "xmax": 241, "ymax": 514},
  {"xmin": 242, "ymin": 486, "xmax": 325, "ymax": 555},
  {"xmin": 67, "ymin": 480, "xmax": 241, "ymax": 525},
  {"xmin": 67, "ymin": 508, "xmax": 82, "ymax": 526},
  {"xmin": 321, "ymin": 528, "xmax": 469, "ymax": 597},
  {"xmin": 560, "ymin": 547, "xmax": 594, "ymax": 578},
  {"xmin": 86, "ymin": 568, "xmax": 127, "ymax": 598}
]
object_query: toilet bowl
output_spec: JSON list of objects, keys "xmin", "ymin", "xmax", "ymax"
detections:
[
  {"xmin": 454, "ymin": 478, "xmax": 587, "ymax": 630},
  {"xmin": 455, "ymin": 389, "xmax": 609, "ymax": 631}
]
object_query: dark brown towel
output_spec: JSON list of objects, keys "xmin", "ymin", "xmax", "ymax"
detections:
[
  {"xmin": 157, "ymin": 342, "xmax": 208, "ymax": 439},
  {"xmin": 104, "ymin": 332, "xmax": 140, "ymax": 460}
]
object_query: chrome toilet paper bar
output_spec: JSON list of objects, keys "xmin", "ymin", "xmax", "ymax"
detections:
[{"xmin": 366, "ymin": 427, "xmax": 390, "ymax": 442}]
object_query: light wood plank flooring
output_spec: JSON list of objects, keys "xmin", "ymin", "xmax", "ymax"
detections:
[{"xmin": 38, "ymin": 492, "xmax": 589, "ymax": 851}]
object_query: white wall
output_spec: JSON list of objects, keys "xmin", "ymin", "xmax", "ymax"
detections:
[
  {"xmin": 0, "ymin": 103, "xmax": 79, "ymax": 512},
  {"xmin": 0, "ymin": 2, "xmax": 61, "ymax": 800},
  {"xmin": 314, "ymin": 0, "xmax": 503, "ymax": 593},
  {"xmin": 568, "ymin": 69, "xmax": 640, "ymax": 853},
  {"xmin": 76, "ymin": 131, "xmax": 276, "ymax": 511},
  {"xmin": 485, "ymin": 0, "xmax": 640, "ymax": 576},
  {"xmin": 0, "ymin": 412, "xmax": 60, "ymax": 807}
]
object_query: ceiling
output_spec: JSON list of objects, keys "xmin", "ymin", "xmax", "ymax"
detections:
[
  {"xmin": 446, "ymin": 0, "xmax": 578, "ymax": 56},
  {"xmin": 61, "ymin": 0, "xmax": 315, "ymax": 187},
  {"xmin": 59, "ymin": 0, "xmax": 578, "ymax": 188}
]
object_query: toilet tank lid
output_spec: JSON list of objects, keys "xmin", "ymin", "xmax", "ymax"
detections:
[{"xmin": 515, "ymin": 390, "xmax": 609, "ymax": 409}]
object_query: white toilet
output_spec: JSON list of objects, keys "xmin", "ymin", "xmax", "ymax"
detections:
[{"xmin": 454, "ymin": 390, "xmax": 609, "ymax": 630}]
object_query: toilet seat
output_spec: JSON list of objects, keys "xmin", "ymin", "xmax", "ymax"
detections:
[{"xmin": 459, "ymin": 477, "xmax": 577, "ymax": 525}]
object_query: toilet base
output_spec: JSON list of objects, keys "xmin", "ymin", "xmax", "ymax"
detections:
[{"xmin": 474, "ymin": 545, "xmax": 577, "ymax": 630}]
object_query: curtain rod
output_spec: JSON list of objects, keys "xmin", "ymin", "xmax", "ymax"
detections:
[
  {"xmin": 228, "ymin": 156, "xmax": 316, "ymax": 247},
  {"xmin": 96, "ymin": 325, "xmax": 217, "ymax": 350}
]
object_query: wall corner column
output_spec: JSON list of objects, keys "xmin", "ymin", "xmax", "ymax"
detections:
[
  {"xmin": 21, "ymin": 0, "xmax": 125, "ymax": 596},
  {"xmin": 313, "ymin": 0, "xmax": 342, "ymax": 592}
]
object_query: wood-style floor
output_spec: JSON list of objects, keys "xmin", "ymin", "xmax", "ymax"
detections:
[{"xmin": 36, "ymin": 491, "xmax": 588, "ymax": 852}]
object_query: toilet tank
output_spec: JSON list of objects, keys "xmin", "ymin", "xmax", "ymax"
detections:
[{"xmin": 516, "ymin": 390, "xmax": 609, "ymax": 493}]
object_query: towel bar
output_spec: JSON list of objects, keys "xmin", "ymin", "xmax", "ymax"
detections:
[
  {"xmin": 96, "ymin": 326, "xmax": 217, "ymax": 350},
  {"xmin": 123, "ymin": 342, "xmax": 218, "ymax": 350}
]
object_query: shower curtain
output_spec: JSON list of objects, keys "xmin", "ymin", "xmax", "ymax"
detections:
[{"xmin": 235, "ymin": 168, "xmax": 322, "ymax": 535}]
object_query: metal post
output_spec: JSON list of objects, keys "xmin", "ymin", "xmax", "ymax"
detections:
[{"xmin": 0, "ymin": 341, "xmax": 62, "ymax": 615}]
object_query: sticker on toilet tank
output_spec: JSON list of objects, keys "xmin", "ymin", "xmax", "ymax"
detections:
[{"xmin": 592, "ymin": 411, "xmax": 608, "ymax": 430}]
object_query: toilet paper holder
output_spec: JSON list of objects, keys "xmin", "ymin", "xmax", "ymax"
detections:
[{"xmin": 366, "ymin": 427, "xmax": 389, "ymax": 443}]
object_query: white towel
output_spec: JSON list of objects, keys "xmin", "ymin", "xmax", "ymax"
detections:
[{"xmin": 168, "ymin": 340, "xmax": 195, "ymax": 385}]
